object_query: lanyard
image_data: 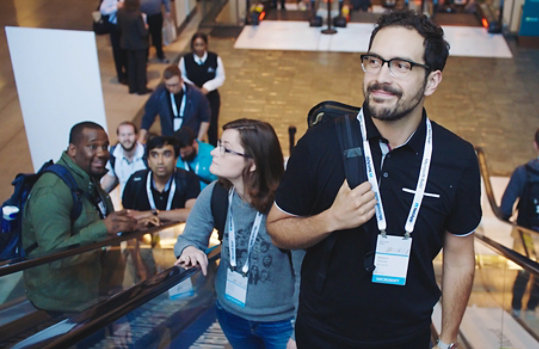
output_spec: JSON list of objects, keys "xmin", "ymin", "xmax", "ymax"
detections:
[
  {"xmin": 145, "ymin": 171, "xmax": 176, "ymax": 211},
  {"xmin": 357, "ymin": 109, "xmax": 433, "ymax": 238},
  {"xmin": 227, "ymin": 187, "xmax": 264, "ymax": 274},
  {"xmin": 170, "ymin": 91, "xmax": 186, "ymax": 131}
]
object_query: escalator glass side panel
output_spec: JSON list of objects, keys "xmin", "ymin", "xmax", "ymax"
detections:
[{"xmin": 433, "ymin": 239, "xmax": 539, "ymax": 348}]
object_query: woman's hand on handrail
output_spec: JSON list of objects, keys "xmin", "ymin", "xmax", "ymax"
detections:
[{"xmin": 175, "ymin": 245, "xmax": 209, "ymax": 276}]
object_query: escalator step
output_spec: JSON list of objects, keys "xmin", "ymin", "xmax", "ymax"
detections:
[{"xmin": 190, "ymin": 321, "xmax": 230, "ymax": 348}]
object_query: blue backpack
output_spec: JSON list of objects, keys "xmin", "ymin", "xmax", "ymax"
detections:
[{"xmin": 0, "ymin": 160, "xmax": 83, "ymax": 261}]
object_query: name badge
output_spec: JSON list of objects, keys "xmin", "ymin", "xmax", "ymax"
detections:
[
  {"xmin": 168, "ymin": 277, "xmax": 194, "ymax": 300},
  {"xmin": 225, "ymin": 268, "xmax": 248, "ymax": 307},
  {"xmin": 372, "ymin": 234, "xmax": 412, "ymax": 286},
  {"xmin": 173, "ymin": 118, "xmax": 183, "ymax": 132}
]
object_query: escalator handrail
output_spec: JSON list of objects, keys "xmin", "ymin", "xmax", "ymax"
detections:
[
  {"xmin": 0, "ymin": 223, "xmax": 178, "ymax": 278},
  {"xmin": 15, "ymin": 245, "xmax": 221, "ymax": 349},
  {"xmin": 475, "ymin": 233, "xmax": 539, "ymax": 275}
]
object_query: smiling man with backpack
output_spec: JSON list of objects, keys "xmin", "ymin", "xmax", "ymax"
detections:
[
  {"xmin": 21, "ymin": 121, "xmax": 138, "ymax": 312},
  {"xmin": 501, "ymin": 128, "xmax": 539, "ymax": 318}
]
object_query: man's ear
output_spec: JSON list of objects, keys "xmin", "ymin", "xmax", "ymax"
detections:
[
  {"xmin": 424, "ymin": 70, "xmax": 442, "ymax": 97},
  {"xmin": 67, "ymin": 143, "xmax": 77, "ymax": 158}
]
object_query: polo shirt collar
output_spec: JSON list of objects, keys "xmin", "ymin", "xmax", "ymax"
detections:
[{"xmin": 361, "ymin": 103, "xmax": 428, "ymax": 153}]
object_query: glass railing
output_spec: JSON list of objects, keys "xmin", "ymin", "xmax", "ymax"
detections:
[{"xmin": 0, "ymin": 222, "xmax": 222, "ymax": 348}]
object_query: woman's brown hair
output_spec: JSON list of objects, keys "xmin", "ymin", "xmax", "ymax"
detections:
[{"xmin": 220, "ymin": 119, "xmax": 284, "ymax": 213}]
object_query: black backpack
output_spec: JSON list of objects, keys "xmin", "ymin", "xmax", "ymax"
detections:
[
  {"xmin": 517, "ymin": 164, "xmax": 539, "ymax": 229},
  {"xmin": 0, "ymin": 160, "xmax": 83, "ymax": 261},
  {"xmin": 307, "ymin": 101, "xmax": 367, "ymax": 292}
]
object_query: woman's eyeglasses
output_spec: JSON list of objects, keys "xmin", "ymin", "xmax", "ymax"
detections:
[{"xmin": 216, "ymin": 140, "xmax": 251, "ymax": 158}]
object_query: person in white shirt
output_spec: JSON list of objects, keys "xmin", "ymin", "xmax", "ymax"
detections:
[{"xmin": 101, "ymin": 121, "xmax": 147, "ymax": 196}]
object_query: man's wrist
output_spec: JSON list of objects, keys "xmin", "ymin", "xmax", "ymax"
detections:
[{"xmin": 437, "ymin": 339, "xmax": 457, "ymax": 349}]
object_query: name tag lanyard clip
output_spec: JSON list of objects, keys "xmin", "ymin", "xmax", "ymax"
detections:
[
  {"xmin": 227, "ymin": 188, "xmax": 263, "ymax": 276},
  {"xmin": 357, "ymin": 109, "xmax": 433, "ymax": 239},
  {"xmin": 171, "ymin": 89, "xmax": 187, "ymax": 131},
  {"xmin": 146, "ymin": 171, "xmax": 176, "ymax": 211}
]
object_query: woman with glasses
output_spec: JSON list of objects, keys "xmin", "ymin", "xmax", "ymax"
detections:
[{"xmin": 174, "ymin": 119, "xmax": 297, "ymax": 349}]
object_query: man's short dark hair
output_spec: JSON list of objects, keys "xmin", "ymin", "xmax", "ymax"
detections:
[
  {"xmin": 69, "ymin": 121, "xmax": 105, "ymax": 145},
  {"xmin": 146, "ymin": 136, "xmax": 179, "ymax": 158},
  {"xmin": 174, "ymin": 127, "xmax": 196, "ymax": 148},
  {"xmin": 368, "ymin": 10, "xmax": 450, "ymax": 72},
  {"xmin": 163, "ymin": 65, "xmax": 182, "ymax": 80},
  {"xmin": 116, "ymin": 121, "xmax": 138, "ymax": 135}
]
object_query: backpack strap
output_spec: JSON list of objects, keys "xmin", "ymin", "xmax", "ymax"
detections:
[
  {"xmin": 314, "ymin": 112, "xmax": 366, "ymax": 294},
  {"xmin": 42, "ymin": 164, "xmax": 83, "ymax": 221},
  {"xmin": 211, "ymin": 181, "xmax": 229, "ymax": 242},
  {"xmin": 109, "ymin": 144, "xmax": 117, "ymax": 174}
]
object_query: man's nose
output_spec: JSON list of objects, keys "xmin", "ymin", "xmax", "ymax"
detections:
[{"xmin": 374, "ymin": 62, "xmax": 393, "ymax": 82}]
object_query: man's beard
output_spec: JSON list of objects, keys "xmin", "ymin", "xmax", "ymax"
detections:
[
  {"xmin": 183, "ymin": 150, "xmax": 197, "ymax": 163},
  {"xmin": 365, "ymin": 82, "xmax": 425, "ymax": 122},
  {"xmin": 120, "ymin": 141, "xmax": 136, "ymax": 152}
]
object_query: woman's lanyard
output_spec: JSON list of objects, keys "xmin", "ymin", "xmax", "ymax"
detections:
[
  {"xmin": 145, "ymin": 171, "xmax": 176, "ymax": 211},
  {"xmin": 357, "ymin": 109, "xmax": 433, "ymax": 238},
  {"xmin": 227, "ymin": 187, "xmax": 263, "ymax": 275},
  {"xmin": 170, "ymin": 90, "xmax": 186, "ymax": 131}
]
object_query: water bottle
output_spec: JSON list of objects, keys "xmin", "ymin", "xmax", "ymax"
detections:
[{"xmin": 1, "ymin": 205, "xmax": 19, "ymax": 233}]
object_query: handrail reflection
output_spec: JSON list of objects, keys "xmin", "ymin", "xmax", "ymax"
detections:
[{"xmin": 0, "ymin": 223, "xmax": 179, "ymax": 277}]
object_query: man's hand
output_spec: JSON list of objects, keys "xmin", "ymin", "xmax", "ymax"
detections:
[
  {"xmin": 200, "ymin": 87, "xmax": 209, "ymax": 95},
  {"xmin": 326, "ymin": 180, "xmax": 376, "ymax": 232},
  {"xmin": 175, "ymin": 246, "xmax": 209, "ymax": 275},
  {"xmin": 103, "ymin": 210, "xmax": 137, "ymax": 235}
]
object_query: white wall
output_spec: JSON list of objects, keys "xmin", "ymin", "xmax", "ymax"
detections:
[{"xmin": 6, "ymin": 27, "xmax": 108, "ymax": 171}]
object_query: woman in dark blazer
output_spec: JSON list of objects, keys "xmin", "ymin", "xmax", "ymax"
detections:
[{"xmin": 118, "ymin": 0, "xmax": 151, "ymax": 95}]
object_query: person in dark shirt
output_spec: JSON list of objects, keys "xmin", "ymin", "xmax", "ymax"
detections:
[
  {"xmin": 139, "ymin": 65, "xmax": 211, "ymax": 144},
  {"xmin": 122, "ymin": 135, "xmax": 200, "ymax": 220},
  {"xmin": 500, "ymin": 128, "xmax": 539, "ymax": 318},
  {"xmin": 267, "ymin": 10, "xmax": 480, "ymax": 349}
]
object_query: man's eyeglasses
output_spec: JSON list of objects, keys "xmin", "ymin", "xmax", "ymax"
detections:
[
  {"xmin": 360, "ymin": 54, "xmax": 430, "ymax": 78},
  {"xmin": 216, "ymin": 140, "xmax": 251, "ymax": 158}
]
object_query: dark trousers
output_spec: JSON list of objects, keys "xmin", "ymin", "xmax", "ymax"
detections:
[
  {"xmin": 512, "ymin": 270, "xmax": 539, "ymax": 311},
  {"xmin": 109, "ymin": 25, "xmax": 127, "ymax": 82},
  {"xmin": 295, "ymin": 315, "xmax": 431, "ymax": 349},
  {"xmin": 147, "ymin": 13, "xmax": 164, "ymax": 59},
  {"xmin": 207, "ymin": 91, "xmax": 220, "ymax": 147},
  {"xmin": 126, "ymin": 49, "xmax": 147, "ymax": 93}
]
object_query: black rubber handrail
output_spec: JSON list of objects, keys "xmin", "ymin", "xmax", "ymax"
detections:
[
  {"xmin": 0, "ymin": 223, "xmax": 178, "ymax": 277},
  {"xmin": 12, "ymin": 245, "xmax": 221, "ymax": 349},
  {"xmin": 475, "ymin": 233, "xmax": 539, "ymax": 275}
]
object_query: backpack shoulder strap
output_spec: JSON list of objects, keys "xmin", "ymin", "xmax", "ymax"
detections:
[
  {"xmin": 109, "ymin": 144, "xmax": 117, "ymax": 172},
  {"xmin": 42, "ymin": 164, "xmax": 83, "ymax": 221},
  {"xmin": 211, "ymin": 181, "xmax": 229, "ymax": 242},
  {"xmin": 313, "ymin": 109, "xmax": 367, "ymax": 294}
]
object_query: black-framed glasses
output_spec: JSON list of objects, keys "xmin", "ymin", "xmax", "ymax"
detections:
[
  {"xmin": 216, "ymin": 140, "xmax": 251, "ymax": 158},
  {"xmin": 360, "ymin": 54, "xmax": 430, "ymax": 78}
]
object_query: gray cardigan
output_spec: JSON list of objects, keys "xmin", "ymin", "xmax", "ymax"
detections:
[{"xmin": 175, "ymin": 181, "xmax": 298, "ymax": 322}]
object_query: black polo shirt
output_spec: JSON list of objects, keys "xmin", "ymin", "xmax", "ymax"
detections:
[
  {"xmin": 275, "ymin": 106, "xmax": 481, "ymax": 346},
  {"xmin": 122, "ymin": 169, "xmax": 200, "ymax": 211}
]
